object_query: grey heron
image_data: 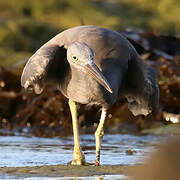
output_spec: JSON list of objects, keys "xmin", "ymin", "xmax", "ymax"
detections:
[{"xmin": 21, "ymin": 25, "xmax": 159, "ymax": 166}]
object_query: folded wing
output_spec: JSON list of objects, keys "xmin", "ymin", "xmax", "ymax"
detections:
[{"xmin": 21, "ymin": 43, "xmax": 68, "ymax": 94}]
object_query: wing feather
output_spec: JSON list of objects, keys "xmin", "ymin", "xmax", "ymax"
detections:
[{"xmin": 21, "ymin": 44, "xmax": 68, "ymax": 94}]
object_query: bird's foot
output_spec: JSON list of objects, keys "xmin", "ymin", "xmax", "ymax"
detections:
[
  {"xmin": 68, "ymin": 151, "xmax": 93, "ymax": 166},
  {"xmin": 70, "ymin": 160, "xmax": 93, "ymax": 166},
  {"xmin": 95, "ymin": 159, "xmax": 100, "ymax": 166},
  {"xmin": 71, "ymin": 159, "xmax": 85, "ymax": 165},
  {"xmin": 71, "ymin": 157, "xmax": 85, "ymax": 165},
  {"xmin": 70, "ymin": 149, "xmax": 87, "ymax": 165}
]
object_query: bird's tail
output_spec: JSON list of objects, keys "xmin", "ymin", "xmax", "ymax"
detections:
[
  {"xmin": 143, "ymin": 64, "xmax": 159, "ymax": 113},
  {"xmin": 125, "ymin": 56, "xmax": 159, "ymax": 116}
]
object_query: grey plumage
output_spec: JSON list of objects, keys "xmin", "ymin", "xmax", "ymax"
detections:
[
  {"xmin": 21, "ymin": 25, "xmax": 159, "ymax": 166},
  {"xmin": 21, "ymin": 25, "xmax": 159, "ymax": 115}
]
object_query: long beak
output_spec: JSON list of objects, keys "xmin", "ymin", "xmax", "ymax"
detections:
[{"xmin": 84, "ymin": 64, "xmax": 113, "ymax": 93}]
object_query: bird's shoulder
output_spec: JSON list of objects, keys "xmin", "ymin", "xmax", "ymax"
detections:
[{"xmin": 50, "ymin": 25, "xmax": 135, "ymax": 51}]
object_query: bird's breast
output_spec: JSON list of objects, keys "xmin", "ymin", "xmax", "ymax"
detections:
[{"xmin": 62, "ymin": 67, "xmax": 108, "ymax": 106}]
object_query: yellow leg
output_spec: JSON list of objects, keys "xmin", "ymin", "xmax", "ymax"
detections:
[
  {"xmin": 95, "ymin": 107, "xmax": 107, "ymax": 166},
  {"xmin": 68, "ymin": 99, "xmax": 86, "ymax": 165}
]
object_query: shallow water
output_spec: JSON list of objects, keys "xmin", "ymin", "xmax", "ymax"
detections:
[{"xmin": 0, "ymin": 134, "xmax": 165, "ymax": 179}]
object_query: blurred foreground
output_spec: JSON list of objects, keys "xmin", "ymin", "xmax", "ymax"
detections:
[
  {"xmin": 0, "ymin": 29, "xmax": 180, "ymax": 137},
  {"xmin": 129, "ymin": 138, "xmax": 180, "ymax": 180}
]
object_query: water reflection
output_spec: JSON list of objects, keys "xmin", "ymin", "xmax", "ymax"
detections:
[
  {"xmin": 0, "ymin": 134, "xmax": 164, "ymax": 167},
  {"xmin": 24, "ymin": 174, "xmax": 127, "ymax": 180}
]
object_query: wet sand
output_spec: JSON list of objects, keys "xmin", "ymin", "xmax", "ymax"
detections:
[{"xmin": 0, "ymin": 164, "xmax": 130, "ymax": 179}]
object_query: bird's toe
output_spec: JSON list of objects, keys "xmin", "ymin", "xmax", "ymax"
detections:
[
  {"xmin": 70, "ymin": 151, "xmax": 87, "ymax": 165},
  {"xmin": 71, "ymin": 159, "xmax": 85, "ymax": 165},
  {"xmin": 95, "ymin": 160, "xmax": 100, "ymax": 166}
]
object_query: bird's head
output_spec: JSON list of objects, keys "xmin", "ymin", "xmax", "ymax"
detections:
[{"xmin": 67, "ymin": 42, "xmax": 113, "ymax": 93}]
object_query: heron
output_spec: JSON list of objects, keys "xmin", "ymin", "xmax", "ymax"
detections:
[{"xmin": 21, "ymin": 25, "xmax": 159, "ymax": 166}]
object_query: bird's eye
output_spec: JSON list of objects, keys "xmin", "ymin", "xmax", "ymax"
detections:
[{"xmin": 72, "ymin": 55, "xmax": 78, "ymax": 62}]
